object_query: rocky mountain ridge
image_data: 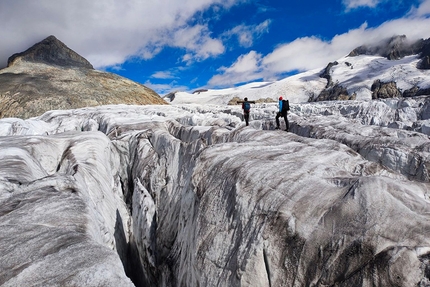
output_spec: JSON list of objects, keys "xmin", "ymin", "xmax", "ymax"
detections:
[
  {"xmin": 7, "ymin": 35, "xmax": 94, "ymax": 69},
  {"xmin": 0, "ymin": 36, "xmax": 166, "ymax": 119}
]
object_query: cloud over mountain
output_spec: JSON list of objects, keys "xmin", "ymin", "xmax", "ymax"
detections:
[{"xmin": 0, "ymin": 0, "xmax": 239, "ymax": 68}]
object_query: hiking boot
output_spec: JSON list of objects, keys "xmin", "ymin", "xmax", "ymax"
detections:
[{"xmin": 275, "ymin": 126, "xmax": 280, "ymax": 130}]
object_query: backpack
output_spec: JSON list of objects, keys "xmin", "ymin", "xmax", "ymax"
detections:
[
  {"xmin": 282, "ymin": 100, "xmax": 290, "ymax": 111},
  {"xmin": 243, "ymin": 102, "xmax": 251, "ymax": 112}
]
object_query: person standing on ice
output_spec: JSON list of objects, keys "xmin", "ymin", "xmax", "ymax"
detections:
[
  {"xmin": 239, "ymin": 97, "xmax": 255, "ymax": 126},
  {"xmin": 275, "ymin": 96, "xmax": 289, "ymax": 131}
]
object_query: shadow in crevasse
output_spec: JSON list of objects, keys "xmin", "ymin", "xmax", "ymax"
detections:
[{"xmin": 115, "ymin": 209, "xmax": 148, "ymax": 287}]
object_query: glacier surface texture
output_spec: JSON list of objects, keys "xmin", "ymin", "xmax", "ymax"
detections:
[{"xmin": 0, "ymin": 98, "xmax": 430, "ymax": 286}]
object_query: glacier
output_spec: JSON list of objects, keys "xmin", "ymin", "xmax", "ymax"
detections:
[{"xmin": 0, "ymin": 97, "xmax": 430, "ymax": 286}]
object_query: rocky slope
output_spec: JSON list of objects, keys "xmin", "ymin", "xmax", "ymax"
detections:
[
  {"xmin": 0, "ymin": 36, "xmax": 166, "ymax": 119},
  {"xmin": 0, "ymin": 99, "xmax": 429, "ymax": 286}
]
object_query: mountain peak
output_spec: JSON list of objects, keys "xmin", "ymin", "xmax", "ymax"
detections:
[
  {"xmin": 347, "ymin": 35, "xmax": 428, "ymax": 61},
  {"xmin": 7, "ymin": 35, "xmax": 93, "ymax": 69}
]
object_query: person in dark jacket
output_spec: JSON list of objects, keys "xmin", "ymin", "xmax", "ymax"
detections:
[
  {"xmin": 242, "ymin": 97, "xmax": 251, "ymax": 126},
  {"xmin": 275, "ymin": 96, "xmax": 289, "ymax": 131},
  {"xmin": 238, "ymin": 98, "xmax": 256, "ymax": 126}
]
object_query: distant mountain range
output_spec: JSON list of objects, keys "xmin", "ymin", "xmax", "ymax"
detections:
[
  {"xmin": 169, "ymin": 35, "xmax": 430, "ymax": 105},
  {"xmin": 0, "ymin": 36, "xmax": 166, "ymax": 119}
]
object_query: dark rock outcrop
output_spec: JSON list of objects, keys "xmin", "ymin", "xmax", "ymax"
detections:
[
  {"xmin": 164, "ymin": 91, "xmax": 177, "ymax": 102},
  {"xmin": 7, "ymin": 35, "xmax": 93, "ymax": 69},
  {"xmin": 417, "ymin": 39, "xmax": 430, "ymax": 69},
  {"xmin": 319, "ymin": 61, "xmax": 338, "ymax": 88},
  {"xmin": 314, "ymin": 84, "xmax": 355, "ymax": 102},
  {"xmin": 315, "ymin": 62, "xmax": 356, "ymax": 102},
  {"xmin": 227, "ymin": 96, "xmax": 275, "ymax": 105},
  {"xmin": 371, "ymin": 80, "xmax": 402, "ymax": 99},
  {"xmin": 403, "ymin": 86, "xmax": 430, "ymax": 97},
  {"xmin": 419, "ymin": 55, "xmax": 430, "ymax": 69},
  {"xmin": 0, "ymin": 36, "xmax": 166, "ymax": 119},
  {"xmin": 192, "ymin": 89, "xmax": 208, "ymax": 94}
]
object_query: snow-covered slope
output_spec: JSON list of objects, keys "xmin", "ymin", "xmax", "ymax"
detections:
[
  {"xmin": 170, "ymin": 54, "xmax": 430, "ymax": 105},
  {"xmin": 1, "ymin": 98, "xmax": 430, "ymax": 286},
  {"xmin": 171, "ymin": 70, "xmax": 326, "ymax": 105},
  {"xmin": 330, "ymin": 55, "xmax": 430, "ymax": 99}
]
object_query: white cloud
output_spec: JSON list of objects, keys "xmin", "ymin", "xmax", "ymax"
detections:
[
  {"xmin": 151, "ymin": 71, "xmax": 177, "ymax": 79},
  {"xmin": 167, "ymin": 25, "xmax": 224, "ymax": 62},
  {"xmin": 208, "ymin": 4, "xmax": 430, "ymax": 88},
  {"xmin": 262, "ymin": 37, "xmax": 332, "ymax": 73},
  {"xmin": 0, "ymin": 0, "xmax": 238, "ymax": 68},
  {"xmin": 222, "ymin": 51, "xmax": 261, "ymax": 74},
  {"xmin": 222, "ymin": 20, "xmax": 271, "ymax": 48},
  {"xmin": 342, "ymin": 0, "xmax": 384, "ymax": 10},
  {"xmin": 209, "ymin": 51, "xmax": 263, "ymax": 86},
  {"xmin": 408, "ymin": 0, "xmax": 430, "ymax": 17},
  {"xmin": 144, "ymin": 80, "xmax": 188, "ymax": 96}
]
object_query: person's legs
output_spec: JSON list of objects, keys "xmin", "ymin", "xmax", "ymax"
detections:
[
  {"xmin": 284, "ymin": 114, "xmax": 289, "ymax": 131},
  {"xmin": 244, "ymin": 113, "xmax": 249, "ymax": 126},
  {"xmin": 275, "ymin": 112, "xmax": 281, "ymax": 128}
]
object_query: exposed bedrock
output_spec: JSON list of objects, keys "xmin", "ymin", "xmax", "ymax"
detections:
[
  {"xmin": 371, "ymin": 80, "xmax": 402, "ymax": 99},
  {"xmin": 314, "ymin": 84, "xmax": 355, "ymax": 102},
  {"xmin": 319, "ymin": 61, "xmax": 338, "ymax": 88},
  {"xmin": 404, "ymin": 86, "xmax": 430, "ymax": 98}
]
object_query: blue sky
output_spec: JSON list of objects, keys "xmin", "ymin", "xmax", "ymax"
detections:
[{"xmin": 1, "ymin": 0, "xmax": 430, "ymax": 95}]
